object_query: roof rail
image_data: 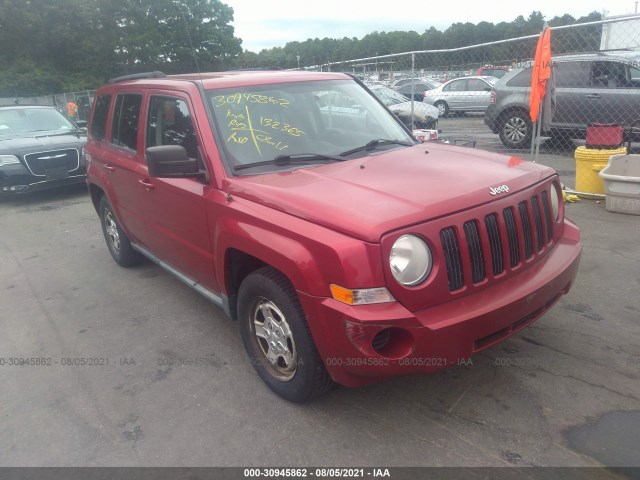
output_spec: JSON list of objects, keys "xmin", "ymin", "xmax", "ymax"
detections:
[{"xmin": 107, "ymin": 71, "xmax": 167, "ymax": 84}]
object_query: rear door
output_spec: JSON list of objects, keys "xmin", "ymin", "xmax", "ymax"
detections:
[
  {"xmin": 100, "ymin": 92, "xmax": 148, "ymax": 238},
  {"xmin": 553, "ymin": 60, "xmax": 593, "ymax": 128},
  {"xmin": 442, "ymin": 79, "xmax": 468, "ymax": 110},
  {"xmin": 466, "ymin": 78, "xmax": 494, "ymax": 110}
]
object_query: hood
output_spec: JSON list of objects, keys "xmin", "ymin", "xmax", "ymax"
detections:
[
  {"xmin": 0, "ymin": 131, "xmax": 86, "ymax": 156},
  {"xmin": 225, "ymin": 143, "xmax": 555, "ymax": 243}
]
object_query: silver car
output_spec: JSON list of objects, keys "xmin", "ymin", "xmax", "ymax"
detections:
[{"xmin": 423, "ymin": 76, "xmax": 498, "ymax": 117}]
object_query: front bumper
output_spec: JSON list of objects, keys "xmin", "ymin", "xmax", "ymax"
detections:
[
  {"xmin": 299, "ymin": 220, "xmax": 581, "ymax": 388},
  {"xmin": 0, "ymin": 163, "xmax": 86, "ymax": 195}
]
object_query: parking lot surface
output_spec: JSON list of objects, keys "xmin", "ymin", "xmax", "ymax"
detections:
[{"xmin": 1, "ymin": 118, "xmax": 639, "ymax": 469}]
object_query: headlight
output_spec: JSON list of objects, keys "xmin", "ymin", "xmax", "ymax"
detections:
[
  {"xmin": 551, "ymin": 182, "xmax": 561, "ymax": 220},
  {"xmin": 389, "ymin": 234, "xmax": 432, "ymax": 286},
  {"xmin": 0, "ymin": 155, "xmax": 20, "ymax": 167}
]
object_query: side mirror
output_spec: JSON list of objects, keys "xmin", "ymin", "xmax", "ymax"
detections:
[
  {"xmin": 146, "ymin": 145, "xmax": 204, "ymax": 179},
  {"xmin": 75, "ymin": 120, "xmax": 88, "ymax": 128}
]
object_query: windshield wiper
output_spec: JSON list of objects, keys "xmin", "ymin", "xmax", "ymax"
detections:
[
  {"xmin": 340, "ymin": 139, "xmax": 414, "ymax": 157},
  {"xmin": 233, "ymin": 153, "xmax": 346, "ymax": 172},
  {"xmin": 34, "ymin": 130, "xmax": 82, "ymax": 138}
]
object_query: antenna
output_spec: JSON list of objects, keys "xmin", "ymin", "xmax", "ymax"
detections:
[{"xmin": 181, "ymin": 10, "xmax": 202, "ymax": 76}]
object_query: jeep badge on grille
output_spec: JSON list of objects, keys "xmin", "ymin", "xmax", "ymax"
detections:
[{"xmin": 490, "ymin": 185, "xmax": 509, "ymax": 195}]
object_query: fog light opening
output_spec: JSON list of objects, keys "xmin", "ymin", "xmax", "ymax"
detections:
[{"xmin": 371, "ymin": 327, "xmax": 413, "ymax": 359}]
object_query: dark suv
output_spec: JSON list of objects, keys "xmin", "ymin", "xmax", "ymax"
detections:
[
  {"xmin": 485, "ymin": 51, "xmax": 640, "ymax": 149},
  {"xmin": 86, "ymin": 71, "xmax": 581, "ymax": 402}
]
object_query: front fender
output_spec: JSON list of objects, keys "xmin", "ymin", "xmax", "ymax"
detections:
[{"xmin": 210, "ymin": 194, "xmax": 386, "ymax": 299}]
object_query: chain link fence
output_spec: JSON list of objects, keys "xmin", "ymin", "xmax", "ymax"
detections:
[
  {"xmin": 304, "ymin": 15, "xmax": 640, "ymax": 195},
  {"xmin": 0, "ymin": 90, "xmax": 96, "ymax": 122}
]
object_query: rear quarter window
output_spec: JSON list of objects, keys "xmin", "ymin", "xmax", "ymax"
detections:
[
  {"xmin": 506, "ymin": 68, "xmax": 533, "ymax": 87},
  {"xmin": 90, "ymin": 95, "xmax": 111, "ymax": 141}
]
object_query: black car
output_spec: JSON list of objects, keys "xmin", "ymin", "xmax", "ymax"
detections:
[{"xmin": 0, "ymin": 105, "xmax": 87, "ymax": 195}]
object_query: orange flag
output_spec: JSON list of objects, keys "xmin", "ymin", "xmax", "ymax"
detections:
[{"xmin": 529, "ymin": 26, "xmax": 551, "ymax": 123}]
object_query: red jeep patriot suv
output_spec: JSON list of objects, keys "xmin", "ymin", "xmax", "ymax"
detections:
[{"xmin": 85, "ymin": 70, "xmax": 582, "ymax": 402}]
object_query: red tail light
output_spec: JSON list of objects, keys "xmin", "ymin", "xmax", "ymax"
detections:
[{"xmin": 489, "ymin": 91, "xmax": 496, "ymax": 104}]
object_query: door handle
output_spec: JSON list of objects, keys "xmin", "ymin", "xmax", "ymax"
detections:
[
  {"xmin": 586, "ymin": 94, "xmax": 600, "ymax": 99},
  {"xmin": 103, "ymin": 163, "xmax": 116, "ymax": 172},
  {"xmin": 138, "ymin": 179, "xmax": 155, "ymax": 191}
]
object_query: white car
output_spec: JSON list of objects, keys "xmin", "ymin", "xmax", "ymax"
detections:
[{"xmin": 370, "ymin": 85, "xmax": 439, "ymax": 129}]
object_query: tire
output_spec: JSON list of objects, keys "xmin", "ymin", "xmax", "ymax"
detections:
[
  {"xmin": 499, "ymin": 110, "xmax": 532, "ymax": 149},
  {"xmin": 434, "ymin": 101, "xmax": 449, "ymax": 117},
  {"xmin": 238, "ymin": 267, "xmax": 333, "ymax": 402},
  {"xmin": 99, "ymin": 196, "xmax": 142, "ymax": 267}
]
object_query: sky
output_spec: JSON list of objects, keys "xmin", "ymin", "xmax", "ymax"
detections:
[{"xmin": 225, "ymin": 0, "xmax": 636, "ymax": 53}]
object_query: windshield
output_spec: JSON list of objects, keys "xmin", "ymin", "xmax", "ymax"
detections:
[
  {"xmin": 0, "ymin": 108, "xmax": 76, "ymax": 136},
  {"xmin": 206, "ymin": 79, "xmax": 413, "ymax": 173}
]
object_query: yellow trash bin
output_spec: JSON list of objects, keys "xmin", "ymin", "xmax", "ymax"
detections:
[{"xmin": 575, "ymin": 146, "xmax": 627, "ymax": 195}]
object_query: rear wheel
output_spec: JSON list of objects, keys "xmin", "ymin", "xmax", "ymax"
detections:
[
  {"xmin": 434, "ymin": 101, "xmax": 449, "ymax": 117},
  {"xmin": 238, "ymin": 267, "xmax": 333, "ymax": 402},
  {"xmin": 499, "ymin": 110, "xmax": 532, "ymax": 149},
  {"xmin": 99, "ymin": 196, "xmax": 142, "ymax": 267}
]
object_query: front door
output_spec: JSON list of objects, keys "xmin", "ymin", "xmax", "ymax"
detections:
[{"xmin": 134, "ymin": 93, "xmax": 219, "ymax": 293}]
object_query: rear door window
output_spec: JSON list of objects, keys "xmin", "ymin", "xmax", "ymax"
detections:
[
  {"xmin": 111, "ymin": 94, "xmax": 143, "ymax": 151},
  {"xmin": 445, "ymin": 79, "xmax": 467, "ymax": 92}
]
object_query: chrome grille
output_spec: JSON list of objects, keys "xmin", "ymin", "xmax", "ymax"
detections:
[{"xmin": 23, "ymin": 149, "xmax": 79, "ymax": 176}]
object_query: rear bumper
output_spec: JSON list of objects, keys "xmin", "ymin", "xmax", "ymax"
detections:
[
  {"xmin": 484, "ymin": 105, "xmax": 499, "ymax": 132},
  {"xmin": 299, "ymin": 220, "xmax": 581, "ymax": 388}
]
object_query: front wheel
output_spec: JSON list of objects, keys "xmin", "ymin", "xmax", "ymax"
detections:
[
  {"xmin": 238, "ymin": 267, "xmax": 333, "ymax": 402},
  {"xmin": 499, "ymin": 111, "xmax": 532, "ymax": 149}
]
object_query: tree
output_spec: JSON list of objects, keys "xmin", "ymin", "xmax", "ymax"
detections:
[{"xmin": 0, "ymin": 0, "xmax": 242, "ymax": 96}]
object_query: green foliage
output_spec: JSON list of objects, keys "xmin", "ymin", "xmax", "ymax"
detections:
[{"xmin": 0, "ymin": 0, "xmax": 242, "ymax": 96}]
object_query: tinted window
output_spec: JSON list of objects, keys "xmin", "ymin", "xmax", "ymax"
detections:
[
  {"xmin": 111, "ymin": 94, "xmax": 142, "ymax": 150},
  {"xmin": 556, "ymin": 61, "xmax": 590, "ymax": 88},
  {"xmin": 507, "ymin": 68, "xmax": 533, "ymax": 87},
  {"xmin": 90, "ymin": 95, "xmax": 111, "ymax": 141},
  {"xmin": 592, "ymin": 61, "xmax": 631, "ymax": 88},
  {"xmin": 147, "ymin": 96, "xmax": 200, "ymax": 159}
]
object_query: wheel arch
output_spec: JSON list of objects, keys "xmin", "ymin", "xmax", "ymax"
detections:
[{"xmin": 88, "ymin": 183, "xmax": 105, "ymax": 213}]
